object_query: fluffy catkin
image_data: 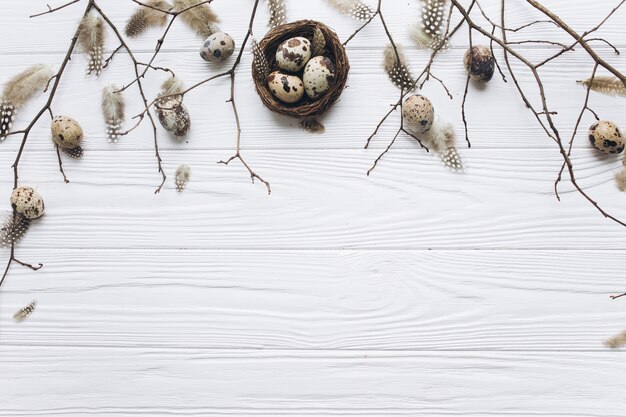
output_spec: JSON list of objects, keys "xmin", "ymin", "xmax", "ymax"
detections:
[
  {"xmin": 78, "ymin": 12, "xmax": 105, "ymax": 76},
  {"xmin": 125, "ymin": 0, "xmax": 171, "ymax": 37},
  {"xmin": 578, "ymin": 76, "xmax": 626, "ymax": 97},
  {"xmin": 410, "ymin": 0, "xmax": 449, "ymax": 49},
  {"xmin": 325, "ymin": 0, "xmax": 374, "ymax": 21},
  {"xmin": 252, "ymin": 39, "xmax": 270, "ymax": 81},
  {"xmin": 175, "ymin": 165, "xmax": 191, "ymax": 192},
  {"xmin": 13, "ymin": 300, "xmax": 37, "ymax": 322},
  {"xmin": 0, "ymin": 213, "xmax": 30, "ymax": 247},
  {"xmin": 101, "ymin": 85, "xmax": 125, "ymax": 143},
  {"xmin": 0, "ymin": 64, "xmax": 54, "ymax": 141},
  {"xmin": 383, "ymin": 44, "xmax": 416, "ymax": 91},
  {"xmin": 173, "ymin": 0, "xmax": 220, "ymax": 38},
  {"xmin": 267, "ymin": 0, "xmax": 287, "ymax": 29}
]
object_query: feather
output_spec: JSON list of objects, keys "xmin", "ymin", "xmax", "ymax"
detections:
[
  {"xmin": 160, "ymin": 76, "xmax": 185, "ymax": 99},
  {"xmin": 173, "ymin": 0, "xmax": 220, "ymax": 38},
  {"xmin": 13, "ymin": 300, "xmax": 37, "ymax": 322},
  {"xmin": 325, "ymin": 0, "xmax": 374, "ymax": 21},
  {"xmin": 605, "ymin": 330, "xmax": 626, "ymax": 349},
  {"xmin": 267, "ymin": 0, "xmax": 287, "ymax": 29},
  {"xmin": 383, "ymin": 44, "xmax": 416, "ymax": 91},
  {"xmin": 300, "ymin": 118, "xmax": 325, "ymax": 133},
  {"xmin": 0, "ymin": 64, "xmax": 54, "ymax": 141},
  {"xmin": 252, "ymin": 39, "xmax": 270, "ymax": 81},
  {"xmin": 615, "ymin": 167, "xmax": 626, "ymax": 192},
  {"xmin": 62, "ymin": 145, "xmax": 84, "ymax": 159},
  {"xmin": 578, "ymin": 76, "xmax": 626, "ymax": 97},
  {"xmin": 0, "ymin": 213, "xmax": 30, "ymax": 247},
  {"xmin": 408, "ymin": 113, "xmax": 462, "ymax": 170},
  {"xmin": 101, "ymin": 85, "xmax": 125, "ymax": 143},
  {"xmin": 125, "ymin": 0, "xmax": 171, "ymax": 38},
  {"xmin": 78, "ymin": 11, "xmax": 105, "ymax": 76},
  {"xmin": 175, "ymin": 164, "xmax": 191, "ymax": 192},
  {"xmin": 410, "ymin": 0, "xmax": 449, "ymax": 49},
  {"xmin": 311, "ymin": 27, "xmax": 326, "ymax": 57}
]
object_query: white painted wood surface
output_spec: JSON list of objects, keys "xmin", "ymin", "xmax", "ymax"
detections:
[{"xmin": 1, "ymin": 0, "xmax": 626, "ymax": 415}]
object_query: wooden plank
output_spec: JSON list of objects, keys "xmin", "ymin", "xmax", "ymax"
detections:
[
  {"xmin": 2, "ymin": 0, "xmax": 624, "ymax": 54},
  {"xmin": 1, "ymin": 249, "xmax": 624, "ymax": 351},
  {"xmin": 1, "ymin": 148, "xmax": 625, "ymax": 249},
  {"xmin": 0, "ymin": 47, "xmax": 623, "ymax": 153},
  {"xmin": 1, "ymin": 347, "xmax": 625, "ymax": 416}
]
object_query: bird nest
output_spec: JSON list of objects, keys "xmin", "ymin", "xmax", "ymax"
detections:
[{"xmin": 252, "ymin": 20, "xmax": 350, "ymax": 119}]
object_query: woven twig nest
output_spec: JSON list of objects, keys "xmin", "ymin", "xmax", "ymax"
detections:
[{"xmin": 252, "ymin": 20, "xmax": 350, "ymax": 120}]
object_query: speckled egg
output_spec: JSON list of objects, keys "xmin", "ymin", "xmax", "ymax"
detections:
[
  {"xmin": 200, "ymin": 32, "xmax": 235, "ymax": 63},
  {"xmin": 156, "ymin": 97, "xmax": 191, "ymax": 137},
  {"xmin": 464, "ymin": 45, "xmax": 495, "ymax": 82},
  {"xmin": 303, "ymin": 56, "xmax": 335, "ymax": 100},
  {"xmin": 275, "ymin": 37, "xmax": 312, "ymax": 73},
  {"xmin": 588, "ymin": 120, "xmax": 624, "ymax": 154},
  {"xmin": 10, "ymin": 186, "xmax": 44, "ymax": 220},
  {"xmin": 267, "ymin": 71, "xmax": 304, "ymax": 104},
  {"xmin": 51, "ymin": 116, "xmax": 83, "ymax": 149},
  {"xmin": 402, "ymin": 95, "xmax": 434, "ymax": 133}
]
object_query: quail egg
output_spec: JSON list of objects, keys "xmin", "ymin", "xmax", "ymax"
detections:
[
  {"xmin": 156, "ymin": 97, "xmax": 191, "ymax": 137},
  {"xmin": 303, "ymin": 56, "xmax": 335, "ymax": 100},
  {"xmin": 200, "ymin": 32, "xmax": 235, "ymax": 63},
  {"xmin": 402, "ymin": 95, "xmax": 435, "ymax": 133},
  {"xmin": 588, "ymin": 120, "xmax": 624, "ymax": 154},
  {"xmin": 51, "ymin": 116, "xmax": 83, "ymax": 149},
  {"xmin": 268, "ymin": 71, "xmax": 304, "ymax": 104},
  {"xmin": 275, "ymin": 37, "xmax": 312, "ymax": 73},
  {"xmin": 10, "ymin": 186, "xmax": 44, "ymax": 220},
  {"xmin": 464, "ymin": 45, "xmax": 495, "ymax": 82}
]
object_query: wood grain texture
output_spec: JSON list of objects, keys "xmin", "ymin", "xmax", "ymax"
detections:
[
  {"xmin": 1, "ymin": 249, "xmax": 625, "ymax": 351},
  {"xmin": 2, "ymin": 348, "xmax": 626, "ymax": 416},
  {"xmin": 1, "ymin": 0, "xmax": 626, "ymax": 415}
]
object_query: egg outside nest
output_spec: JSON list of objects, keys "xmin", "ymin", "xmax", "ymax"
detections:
[
  {"xmin": 156, "ymin": 97, "xmax": 191, "ymax": 138},
  {"xmin": 10, "ymin": 186, "xmax": 45, "ymax": 220},
  {"xmin": 200, "ymin": 32, "xmax": 235, "ymax": 63},
  {"xmin": 463, "ymin": 45, "xmax": 495, "ymax": 83},
  {"xmin": 588, "ymin": 120, "xmax": 625, "ymax": 154},
  {"xmin": 51, "ymin": 115, "xmax": 84, "ymax": 158}
]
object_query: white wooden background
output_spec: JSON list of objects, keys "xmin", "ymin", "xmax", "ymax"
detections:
[{"xmin": 1, "ymin": 0, "xmax": 626, "ymax": 415}]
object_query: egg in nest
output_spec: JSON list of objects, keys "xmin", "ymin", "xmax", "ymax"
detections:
[{"xmin": 275, "ymin": 37, "xmax": 312, "ymax": 73}]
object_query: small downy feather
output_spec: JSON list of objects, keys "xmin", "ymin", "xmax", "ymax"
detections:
[
  {"xmin": 252, "ymin": 39, "xmax": 270, "ymax": 81},
  {"xmin": 300, "ymin": 118, "xmax": 325, "ymax": 133},
  {"xmin": 173, "ymin": 0, "xmax": 220, "ymax": 38},
  {"xmin": 311, "ymin": 27, "xmax": 326, "ymax": 57},
  {"xmin": 383, "ymin": 44, "xmax": 416, "ymax": 91},
  {"xmin": 101, "ymin": 85, "xmax": 125, "ymax": 143},
  {"xmin": 160, "ymin": 76, "xmax": 185, "ymax": 99},
  {"xmin": 410, "ymin": 0, "xmax": 449, "ymax": 50},
  {"xmin": 1, "ymin": 64, "xmax": 55, "ymax": 141},
  {"xmin": 408, "ymin": 114, "xmax": 462, "ymax": 170},
  {"xmin": 125, "ymin": 0, "xmax": 171, "ymax": 38},
  {"xmin": 578, "ymin": 76, "xmax": 626, "ymax": 97},
  {"xmin": 78, "ymin": 11, "xmax": 105, "ymax": 76},
  {"xmin": 615, "ymin": 161, "xmax": 626, "ymax": 191},
  {"xmin": 325, "ymin": 0, "xmax": 374, "ymax": 21},
  {"xmin": 175, "ymin": 165, "xmax": 191, "ymax": 192},
  {"xmin": 605, "ymin": 330, "xmax": 626, "ymax": 349},
  {"xmin": 62, "ymin": 146, "xmax": 84, "ymax": 159},
  {"xmin": 0, "ymin": 213, "xmax": 30, "ymax": 247},
  {"xmin": 267, "ymin": 0, "xmax": 287, "ymax": 29},
  {"xmin": 13, "ymin": 300, "xmax": 37, "ymax": 322}
]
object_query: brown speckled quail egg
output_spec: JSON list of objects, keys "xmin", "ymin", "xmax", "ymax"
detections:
[
  {"xmin": 268, "ymin": 71, "xmax": 304, "ymax": 104},
  {"xmin": 156, "ymin": 97, "xmax": 191, "ymax": 137},
  {"xmin": 10, "ymin": 186, "xmax": 44, "ymax": 220},
  {"xmin": 275, "ymin": 37, "xmax": 312, "ymax": 73},
  {"xmin": 303, "ymin": 56, "xmax": 335, "ymax": 100},
  {"xmin": 402, "ymin": 95, "xmax": 434, "ymax": 133},
  {"xmin": 464, "ymin": 45, "xmax": 495, "ymax": 82},
  {"xmin": 51, "ymin": 116, "xmax": 83, "ymax": 149},
  {"xmin": 588, "ymin": 120, "xmax": 624, "ymax": 154},
  {"xmin": 200, "ymin": 32, "xmax": 235, "ymax": 63}
]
